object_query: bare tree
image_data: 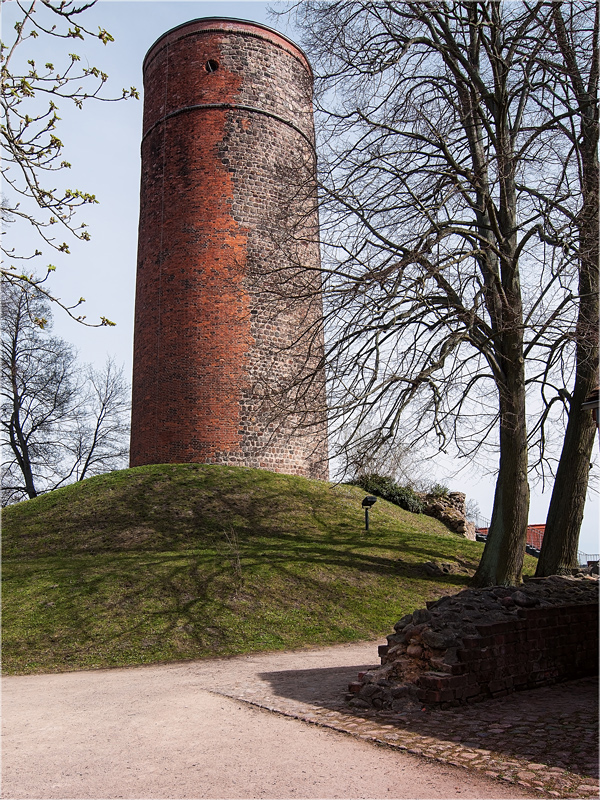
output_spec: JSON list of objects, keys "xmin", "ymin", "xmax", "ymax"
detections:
[
  {"xmin": 530, "ymin": 2, "xmax": 599, "ymax": 576},
  {"xmin": 1, "ymin": 280, "xmax": 129, "ymax": 505},
  {"xmin": 66, "ymin": 357, "xmax": 130, "ymax": 482},
  {"xmin": 339, "ymin": 422, "xmax": 427, "ymax": 487},
  {"xmin": 280, "ymin": 1, "xmax": 595, "ymax": 585},
  {"xmin": 1, "ymin": 0, "xmax": 137, "ymax": 324}
]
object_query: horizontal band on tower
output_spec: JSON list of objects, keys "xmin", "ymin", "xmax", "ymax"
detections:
[
  {"xmin": 143, "ymin": 18, "xmax": 313, "ymax": 77},
  {"xmin": 142, "ymin": 102, "xmax": 316, "ymax": 151}
]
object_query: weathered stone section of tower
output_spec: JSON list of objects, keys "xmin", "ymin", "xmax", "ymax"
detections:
[{"xmin": 130, "ymin": 18, "xmax": 328, "ymax": 478}]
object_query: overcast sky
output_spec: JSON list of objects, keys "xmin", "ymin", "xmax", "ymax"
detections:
[{"xmin": 4, "ymin": 0, "xmax": 598, "ymax": 552}]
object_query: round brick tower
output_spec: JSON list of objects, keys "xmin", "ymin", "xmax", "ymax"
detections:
[{"xmin": 130, "ymin": 18, "xmax": 328, "ymax": 478}]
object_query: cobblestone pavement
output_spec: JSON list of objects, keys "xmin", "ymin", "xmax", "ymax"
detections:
[{"xmin": 200, "ymin": 642, "xmax": 599, "ymax": 799}]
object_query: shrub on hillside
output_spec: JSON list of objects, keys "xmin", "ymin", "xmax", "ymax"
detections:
[
  {"xmin": 427, "ymin": 483, "xmax": 449, "ymax": 498},
  {"xmin": 350, "ymin": 474, "xmax": 424, "ymax": 514}
]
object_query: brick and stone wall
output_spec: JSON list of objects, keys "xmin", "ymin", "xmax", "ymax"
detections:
[
  {"xmin": 130, "ymin": 19, "xmax": 328, "ymax": 478},
  {"xmin": 416, "ymin": 602, "xmax": 598, "ymax": 706},
  {"xmin": 349, "ymin": 576, "xmax": 598, "ymax": 711}
]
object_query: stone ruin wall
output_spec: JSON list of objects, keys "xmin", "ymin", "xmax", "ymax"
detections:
[
  {"xmin": 419, "ymin": 491, "xmax": 476, "ymax": 540},
  {"xmin": 349, "ymin": 576, "xmax": 599, "ymax": 711}
]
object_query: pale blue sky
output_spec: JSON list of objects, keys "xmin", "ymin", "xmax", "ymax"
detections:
[{"xmin": 4, "ymin": 0, "xmax": 598, "ymax": 552}]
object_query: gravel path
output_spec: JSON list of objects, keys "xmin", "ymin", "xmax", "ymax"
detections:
[{"xmin": 3, "ymin": 640, "xmax": 597, "ymax": 799}]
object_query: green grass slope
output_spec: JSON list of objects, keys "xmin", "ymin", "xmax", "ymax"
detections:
[{"xmin": 2, "ymin": 463, "xmax": 536, "ymax": 675}]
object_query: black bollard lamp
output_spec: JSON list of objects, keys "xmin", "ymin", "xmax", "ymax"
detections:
[{"xmin": 362, "ymin": 495, "xmax": 377, "ymax": 530}]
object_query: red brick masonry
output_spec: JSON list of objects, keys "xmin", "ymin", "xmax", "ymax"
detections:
[
  {"xmin": 130, "ymin": 18, "xmax": 328, "ymax": 478},
  {"xmin": 415, "ymin": 602, "xmax": 598, "ymax": 705},
  {"xmin": 349, "ymin": 577, "xmax": 598, "ymax": 711}
]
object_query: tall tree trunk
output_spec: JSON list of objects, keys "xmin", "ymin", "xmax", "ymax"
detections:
[
  {"xmin": 8, "ymin": 409, "xmax": 38, "ymax": 499},
  {"xmin": 474, "ymin": 353, "xmax": 530, "ymax": 586},
  {"xmin": 536, "ymin": 375, "xmax": 597, "ymax": 575},
  {"xmin": 7, "ymin": 314, "xmax": 38, "ymax": 500},
  {"xmin": 473, "ymin": 75, "xmax": 530, "ymax": 587},
  {"xmin": 536, "ymin": 143, "xmax": 599, "ymax": 575},
  {"xmin": 536, "ymin": 1, "xmax": 599, "ymax": 576}
]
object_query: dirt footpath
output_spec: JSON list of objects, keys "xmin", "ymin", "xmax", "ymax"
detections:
[{"xmin": 3, "ymin": 641, "xmax": 537, "ymax": 799}]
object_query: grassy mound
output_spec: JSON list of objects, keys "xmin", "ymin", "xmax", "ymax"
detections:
[{"xmin": 2, "ymin": 463, "xmax": 536, "ymax": 675}]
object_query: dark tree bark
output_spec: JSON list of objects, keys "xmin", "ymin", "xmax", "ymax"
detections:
[
  {"xmin": 536, "ymin": 1, "xmax": 599, "ymax": 575},
  {"xmin": 473, "ymin": 335, "xmax": 531, "ymax": 586}
]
